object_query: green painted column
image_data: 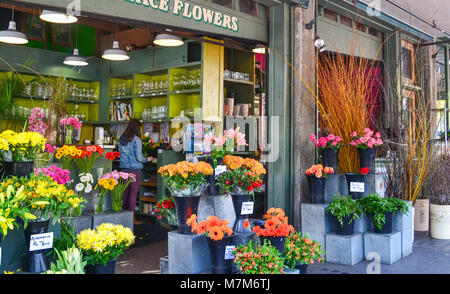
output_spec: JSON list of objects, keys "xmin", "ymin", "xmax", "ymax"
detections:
[{"xmin": 266, "ymin": 3, "xmax": 292, "ymax": 216}]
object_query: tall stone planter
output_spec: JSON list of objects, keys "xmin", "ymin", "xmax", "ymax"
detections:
[
  {"xmin": 430, "ymin": 204, "xmax": 450, "ymax": 239},
  {"xmin": 414, "ymin": 199, "xmax": 429, "ymax": 232}
]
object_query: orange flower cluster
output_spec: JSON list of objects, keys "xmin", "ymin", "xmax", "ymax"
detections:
[
  {"xmin": 223, "ymin": 155, "xmax": 266, "ymax": 176},
  {"xmin": 253, "ymin": 208, "xmax": 294, "ymax": 237},
  {"xmin": 187, "ymin": 214, "xmax": 233, "ymax": 241},
  {"xmin": 158, "ymin": 161, "xmax": 213, "ymax": 179},
  {"xmin": 72, "ymin": 145, "xmax": 105, "ymax": 159},
  {"xmin": 305, "ymin": 164, "xmax": 334, "ymax": 178}
]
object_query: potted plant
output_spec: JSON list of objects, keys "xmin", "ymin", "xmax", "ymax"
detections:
[
  {"xmin": 186, "ymin": 214, "xmax": 234, "ymax": 274},
  {"xmin": 216, "ymin": 155, "xmax": 266, "ymax": 233},
  {"xmin": 232, "ymin": 239, "xmax": 285, "ymax": 274},
  {"xmin": 252, "ymin": 208, "xmax": 295, "ymax": 255},
  {"xmin": 4, "ymin": 174, "xmax": 84, "ymax": 273},
  {"xmin": 44, "ymin": 247, "xmax": 87, "ymax": 274},
  {"xmin": 155, "ymin": 196, "xmax": 177, "ymax": 230},
  {"xmin": 309, "ymin": 133, "xmax": 342, "ymax": 171},
  {"xmin": 350, "ymin": 128, "xmax": 383, "ymax": 173},
  {"xmin": 202, "ymin": 127, "xmax": 247, "ymax": 195},
  {"xmin": 142, "ymin": 133, "xmax": 159, "ymax": 158},
  {"xmin": 358, "ymin": 194, "xmax": 409, "ymax": 234},
  {"xmin": 0, "ymin": 130, "xmax": 46, "ymax": 178},
  {"xmin": 284, "ymin": 232, "xmax": 325, "ymax": 274},
  {"xmin": 158, "ymin": 161, "xmax": 213, "ymax": 234},
  {"xmin": 423, "ymin": 150, "xmax": 450, "ymax": 239},
  {"xmin": 345, "ymin": 167, "xmax": 370, "ymax": 199},
  {"xmin": 326, "ymin": 194, "xmax": 363, "ymax": 235},
  {"xmin": 76, "ymin": 223, "xmax": 135, "ymax": 274},
  {"xmin": 99, "ymin": 170, "xmax": 136, "ymax": 212},
  {"xmin": 305, "ymin": 164, "xmax": 335, "ymax": 203}
]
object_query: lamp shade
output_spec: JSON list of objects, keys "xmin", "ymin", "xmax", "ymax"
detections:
[
  {"xmin": 64, "ymin": 49, "xmax": 88, "ymax": 66},
  {"xmin": 0, "ymin": 21, "xmax": 28, "ymax": 45},
  {"xmin": 102, "ymin": 41, "xmax": 130, "ymax": 61},
  {"xmin": 154, "ymin": 33, "xmax": 184, "ymax": 47},
  {"xmin": 40, "ymin": 10, "xmax": 77, "ymax": 24}
]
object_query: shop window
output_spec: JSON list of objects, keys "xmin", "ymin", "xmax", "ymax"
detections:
[
  {"xmin": 212, "ymin": 0, "xmax": 233, "ymax": 9},
  {"xmin": 401, "ymin": 47, "xmax": 413, "ymax": 80},
  {"xmin": 239, "ymin": 0, "xmax": 257, "ymax": 16},
  {"xmin": 354, "ymin": 21, "xmax": 365, "ymax": 32},
  {"xmin": 368, "ymin": 27, "xmax": 379, "ymax": 37},
  {"xmin": 340, "ymin": 15, "xmax": 352, "ymax": 27},
  {"xmin": 323, "ymin": 8, "xmax": 337, "ymax": 22}
]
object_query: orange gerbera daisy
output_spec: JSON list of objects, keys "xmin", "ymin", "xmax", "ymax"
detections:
[
  {"xmin": 196, "ymin": 221, "xmax": 208, "ymax": 235},
  {"xmin": 208, "ymin": 226, "xmax": 224, "ymax": 241},
  {"xmin": 243, "ymin": 219, "xmax": 250, "ymax": 229},
  {"xmin": 186, "ymin": 214, "xmax": 198, "ymax": 233},
  {"xmin": 264, "ymin": 219, "xmax": 276, "ymax": 230},
  {"xmin": 206, "ymin": 215, "xmax": 220, "ymax": 227}
]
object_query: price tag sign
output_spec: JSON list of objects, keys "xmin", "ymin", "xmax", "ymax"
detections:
[
  {"xmin": 350, "ymin": 182, "xmax": 365, "ymax": 193},
  {"xmin": 214, "ymin": 165, "xmax": 227, "ymax": 179},
  {"xmin": 29, "ymin": 232, "xmax": 54, "ymax": 252},
  {"xmin": 241, "ymin": 202, "xmax": 254, "ymax": 215},
  {"xmin": 224, "ymin": 245, "xmax": 236, "ymax": 260}
]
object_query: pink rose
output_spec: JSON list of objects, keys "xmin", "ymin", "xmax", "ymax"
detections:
[
  {"xmin": 335, "ymin": 136, "xmax": 342, "ymax": 142},
  {"xmin": 350, "ymin": 131, "xmax": 357, "ymax": 138},
  {"xmin": 350, "ymin": 140, "xmax": 357, "ymax": 147},
  {"xmin": 309, "ymin": 134, "xmax": 316, "ymax": 142},
  {"xmin": 331, "ymin": 140, "xmax": 338, "ymax": 146},
  {"xmin": 364, "ymin": 128, "xmax": 374, "ymax": 136},
  {"xmin": 327, "ymin": 134, "xmax": 335, "ymax": 141},
  {"xmin": 375, "ymin": 132, "xmax": 381, "ymax": 139},
  {"xmin": 319, "ymin": 137, "xmax": 327, "ymax": 148},
  {"xmin": 376, "ymin": 139, "xmax": 383, "ymax": 146},
  {"xmin": 367, "ymin": 140, "xmax": 374, "ymax": 148}
]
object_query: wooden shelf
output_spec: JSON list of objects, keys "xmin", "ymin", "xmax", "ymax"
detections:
[
  {"xmin": 139, "ymin": 195, "xmax": 158, "ymax": 203},
  {"xmin": 224, "ymin": 78, "xmax": 254, "ymax": 86}
]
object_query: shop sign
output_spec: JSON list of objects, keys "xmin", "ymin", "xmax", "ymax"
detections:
[
  {"xmin": 241, "ymin": 202, "xmax": 254, "ymax": 215},
  {"xmin": 123, "ymin": 0, "xmax": 239, "ymax": 32},
  {"xmin": 224, "ymin": 245, "xmax": 236, "ymax": 260},
  {"xmin": 29, "ymin": 232, "xmax": 54, "ymax": 252}
]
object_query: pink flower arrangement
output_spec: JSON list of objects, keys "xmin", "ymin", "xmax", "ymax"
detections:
[
  {"xmin": 309, "ymin": 133, "xmax": 342, "ymax": 151},
  {"xmin": 44, "ymin": 144, "xmax": 55, "ymax": 154},
  {"xmin": 203, "ymin": 127, "xmax": 248, "ymax": 166},
  {"xmin": 101, "ymin": 170, "xmax": 136, "ymax": 183},
  {"xmin": 34, "ymin": 166, "xmax": 71, "ymax": 185},
  {"xmin": 60, "ymin": 116, "xmax": 82, "ymax": 130},
  {"xmin": 28, "ymin": 107, "xmax": 48, "ymax": 136},
  {"xmin": 350, "ymin": 128, "xmax": 383, "ymax": 149}
]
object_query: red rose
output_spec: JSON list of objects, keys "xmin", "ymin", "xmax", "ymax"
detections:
[{"xmin": 359, "ymin": 167, "xmax": 370, "ymax": 175}]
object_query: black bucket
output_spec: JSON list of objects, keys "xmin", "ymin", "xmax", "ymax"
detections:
[
  {"xmin": 23, "ymin": 220, "xmax": 51, "ymax": 273},
  {"xmin": 345, "ymin": 173, "xmax": 366, "ymax": 199},
  {"xmin": 307, "ymin": 176, "xmax": 325, "ymax": 204},
  {"xmin": 4, "ymin": 161, "xmax": 34, "ymax": 178},
  {"xmin": 358, "ymin": 148, "xmax": 376, "ymax": 174},
  {"xmin": 85, "ymin": 259, "xmax": 117, "ymax": 274},
  {"xmin": 205, "ymin": 158, "xmax": 224, "ymax": 196},
  {"xmin": 173, "ymin": 195, "xmax": 201, "ymax": 234},
  {"xmin": 334, "ymin": 214, "xmax": 354, "ymax": 235},
  {"xmin": 231, "ymin": 193, "xmax": 253, "ymax": 234},
  {"xmin": 374, "ymin": 212, "xmax": 393, "ymax": 234},
  {"xmin": 260, "ymin": 236, "xmax": 286, "ymax": 255},
  {"xmin": 295, "ymin": 263, "xmax": 308, "ymax": 274},
  {"xmin": 207, "ymin": 235, "xmax": 235, "ymax": 274},
  {"xmin": 322, "ymin": 148, "xmax": 339, "ymax": 171}
]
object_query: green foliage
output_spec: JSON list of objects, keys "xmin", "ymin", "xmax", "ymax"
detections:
[
  {"xmin": 326, "ymin": 194, "xmax": 362, "ymax": 227},
  {"xmin": 44, "ymin": 247, "xmax": 87, "ymax": 274},
  {"xmin": 52, "ymin": 219, "xmax": 77, "ymax": 254},
  {"xmin": 357, "ymin": 194, "xmax": 409, "ymax": 230}
]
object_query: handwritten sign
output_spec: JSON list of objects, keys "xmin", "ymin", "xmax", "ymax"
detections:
[
  {"xmin": 29, "ymin": 232, "xmax": 54, "ymax": 252},
  {"xmin": 214, "ymin": 165, "xmax": 227, "ymax": 179},
  {"xmin": 350, "ymin": 182, "xmax": 365, "ymax": 193},
  {"xmin": 241, "ymin": 202, "xmax": 254, "ymax": 215},
  {"xmin": 224, "ymin": 245, "xmax": 236, "ymax": 260}
]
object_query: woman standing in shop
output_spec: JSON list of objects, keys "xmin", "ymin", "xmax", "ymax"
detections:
[{"xmin": 119, "ymin": 118, "xmax": 154, "ymax": 225}]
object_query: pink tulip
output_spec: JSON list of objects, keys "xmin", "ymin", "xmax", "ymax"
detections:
[
  {"xmin": 236, "ymin": 133, "xmax": 247, "ymax": 146},
  {"xmin": 203, "ymin": 133, "xmax": 215, "ymax": 144},
  {"xmin": 224, "ymin": 128, "xmax": 236, "ymax": 139},
  {"xmin": 214, "ymin": 135, "xmax": 226, "ymax": 147}
]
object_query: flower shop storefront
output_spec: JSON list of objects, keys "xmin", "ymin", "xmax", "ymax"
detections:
[{"xmin": 0, "ymin": 0, "xmax": 293, "ymax": 275}]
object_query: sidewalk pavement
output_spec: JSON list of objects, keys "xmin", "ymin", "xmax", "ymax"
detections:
[{"xmin": 116, "ymin": 221, "xmax": 450, "ymax": 274}]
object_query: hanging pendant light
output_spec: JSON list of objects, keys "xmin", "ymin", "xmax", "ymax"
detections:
[
  {"xmin": 252, "ymin": 44, "xmax": 266, "ymax": 54},
  {"xmin": 64, "ymin": 24, "xmax": 87, "ymax": 66},
  {"xmin": 40, "ymin": 10, "xmax": 77, "ymax": 24},
  {"xmin": 0, "ymin": 7, "xmax": 28, "ymax": 45},
  {"xmin": 154, "ymin": 33, "xmax": 184, "ymax": 47},
  {"xmin": 102, "ymin": 41, "xmax": 130, "ymax": 61},
  {"xmin": 64, "ymin": 49, "xmax": 88, "ymax": 66}
]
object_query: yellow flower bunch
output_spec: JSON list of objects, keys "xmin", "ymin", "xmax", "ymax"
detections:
[
  {"xmin": 0, "ymin": 139, "xmax": 9, "ymax": 151},
  {"xmin": 98, "ymin": 178, "xmax": 117, "ymax": 191},
  {"xmin": 55, "ymin": 145, "xmax": 81, "ymax": 159},
  {"xmin": 0, "ymin": 131, "xmax": 46, "ymax": 161},
  {"xmin": 76, "ymin": 223, "xmax": 135, "ymax": 265},
  {"xmin": 8, "ymin": 132, "xmax": 46, "ymax": 148},
  {"xmin": 158, "ymin": 161, "xmax": 213, "ymax": 179},
  {"xmin": 0, "ymin": 130, "xmax": 17, "ymax": 141}
]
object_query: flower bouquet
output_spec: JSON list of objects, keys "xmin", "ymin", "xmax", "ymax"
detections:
[
  {"xmin": 0, "ymin": 178, "xmax": 37, "ymax": 237},
  {"xmin": 155, "ymin": 196, "xmax": 176, "ymax": 227},
  {"xmin": 305, "ymin": 164, "xmax": 335, "ymax": 203},
  {"xmin": 233, "ymin": 239, "xmax": 286, "ymax": 274},
  {"xmin": 99, "ymin": 170, "xmax": 136, "ymax": 212},
  {"xmin": 158, "ymin": 161, "xmax": 213, "ymax": 234},
  {"xmin": 34, "ymin": 166, "xmax": 71, "ymax": 186},
  {"xmin": 96, "ymin": 177, "xmax": 117, "ymax": 214},
  {"xmin": 0, "ymin": 130, "xmax": 46, "ymax": 177},
  {"xmin": 72, "ymin": 145, "xmax": 105, "ymax": 174},
  {"xmin": 284, "ymin": 232, "xmax": 325, "ymax": 273},
  {"xmin": 203, "ymin": 127, "xmax": 248, "ymax": 168},
  {"xmin": 76, "ymin": 223, "xmax": 135, "ymax": 274},
  {"xmin": 60, "ymin": 116, "xmax": 82, "ymax": 145},
  {"xmin": 28, "ymin": 107, "xmax": 48, "ymax": 137},
  {"xmin": 253, "ymin": 208, "xmax": 295, "ymax": 254},
  {"xmin": 187, "ymin": 214, "xmax": 235, "ymax": 274},
  {"xmin": 142, "ymin": 134, "xmax": 158, "ymax": 158},
  {"xmin": 55, "ymin": 145, "xmax": 79, "ymax": 171},
  {"xmin": 309, "ymin": 133, "xmax": 342, "ymax": 170},
  {"xmin": 350, "ymin": 128, "xmax": 383, "ymax": 172}
]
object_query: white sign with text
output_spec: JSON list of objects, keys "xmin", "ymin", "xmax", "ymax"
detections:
[
  {"xmin": 224, "ymin": 245, "xmax": 236, "ymax": 260},
  {"xmin": 214, "ymin": 165, "xmax": 227, "ymax": 179},
  {"xmin": 241, "ymin": 202, "xmax": 254, "ymax": 215},
  {"xmin": 29, "ymin": 232, "xmax": 54, "ymax": 252},
  {"xmin": 350, "ymin": 182, "xmax": 365, "ymax": 193}
]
